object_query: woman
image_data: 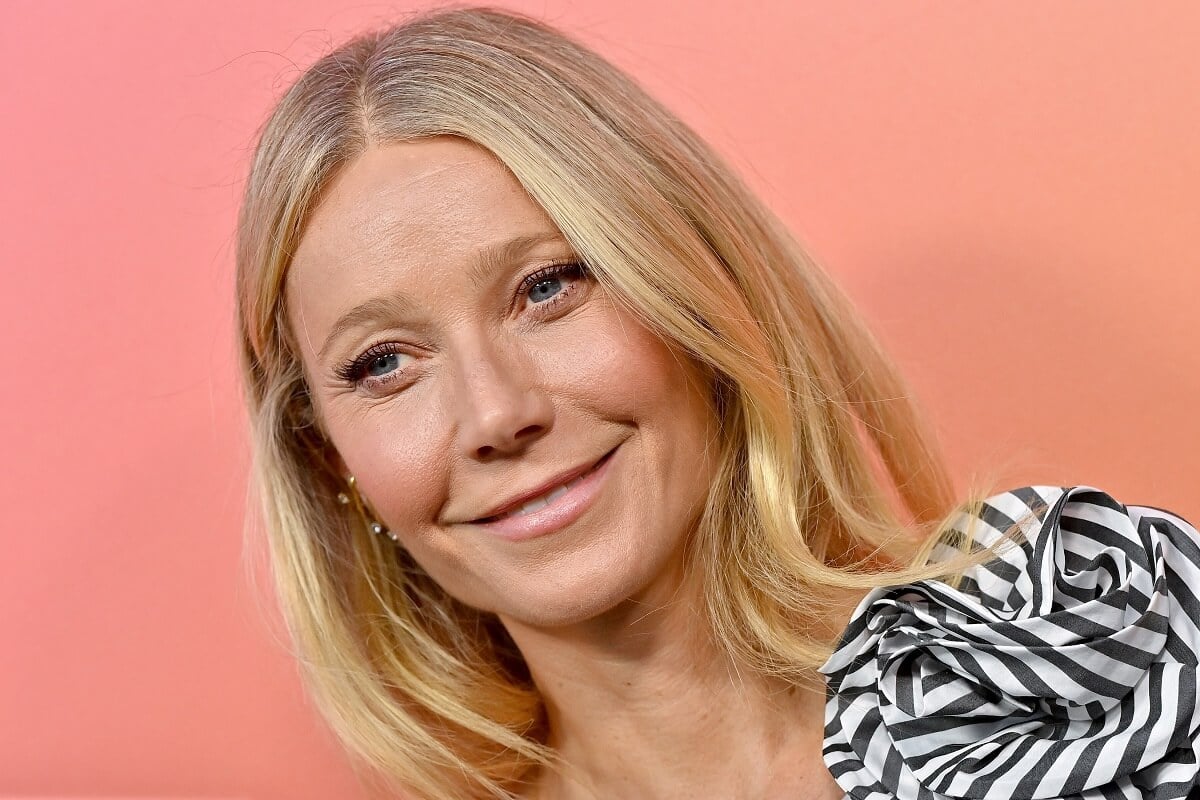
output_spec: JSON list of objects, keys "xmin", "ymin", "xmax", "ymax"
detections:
[{"xmin": 234, "ymin": 6, "xmax": 1200, "ymax": 799}]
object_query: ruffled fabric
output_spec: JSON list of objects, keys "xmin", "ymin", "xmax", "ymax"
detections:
[{"xmin": 821, "ymin": 485, "xmax": 1200, "ymax": 799}]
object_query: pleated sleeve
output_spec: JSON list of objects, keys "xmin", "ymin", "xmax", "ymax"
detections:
[{"xmin": 820, "ymin": 485, "xmax": 1200, "ymax": 800}]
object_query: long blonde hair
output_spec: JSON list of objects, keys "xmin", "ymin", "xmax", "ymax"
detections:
[{"xmin": 235, "ymin": 6, "xmax": 1012, "ymax": 799}]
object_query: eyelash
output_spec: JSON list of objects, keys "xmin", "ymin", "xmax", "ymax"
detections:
[{"xmin": 334, "ymin": 260, "xmax": 591, "ymax": 388}]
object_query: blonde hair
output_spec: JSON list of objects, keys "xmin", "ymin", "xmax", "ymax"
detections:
[{"xmin": 235, "ymin": 6, "xmax": 1016, "ymax": 799}]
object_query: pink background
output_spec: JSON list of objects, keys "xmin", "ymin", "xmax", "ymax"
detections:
[{"xmin": 3, "ymin": 1, "xmax": 1197, "ymax": 797}]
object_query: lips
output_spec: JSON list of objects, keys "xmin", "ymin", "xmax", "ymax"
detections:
[
  {"xmin": 468, "ymin": 447, "xmax": 616, "ymax": 523},
  {"xmin": 466, "ymin": 443, "xmax": 620, "ymax": 542}
]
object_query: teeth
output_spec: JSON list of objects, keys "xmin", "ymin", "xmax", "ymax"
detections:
[
  {"xmin": 488, "ymin": 467, "xmax": 594, "ymax": 521},
  {"xmin": 543, "ymin": 484, "xmax": 571, "ymax": 504}
]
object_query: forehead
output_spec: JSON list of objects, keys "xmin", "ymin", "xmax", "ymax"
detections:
[
  {"xmin": 293, "ymin": 137, "xmax": 544, "ymax": 269},
  {"xmin": 283, "ymin": 137, "xmax": 567, "ymax": 358}
]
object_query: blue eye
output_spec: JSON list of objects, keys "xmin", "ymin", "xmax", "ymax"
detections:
[
  {"xmin": 335, "ymin": 344, "xmax": 410, "ymax": 385},
  {"xmin": 366, "ymin": 353, "xmax": 402, "ymax": 377},
  {"xmin": 529, "ymin": 277, "xmax": 561, "ymax": 303},
  {"xmin": 336, "ymin": 259, "xmax": 592, "ymax": 390},
  {"xmin": 522, "ymin": 262, "xmax": 589, "ymax": 308}
]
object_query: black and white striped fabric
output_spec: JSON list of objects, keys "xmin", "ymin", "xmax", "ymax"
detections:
[{"xmin": 821, "ymin": 485, "xmax": 1200, "ymax": 799}]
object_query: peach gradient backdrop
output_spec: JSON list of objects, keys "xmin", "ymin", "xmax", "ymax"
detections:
[{"xmin": 2, "ymin": 1, "xmax": 1197, "ymax": 798}]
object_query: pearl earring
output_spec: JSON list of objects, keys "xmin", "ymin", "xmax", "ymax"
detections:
[{"xmin": 338, "ymin": 475, "xmax": 399, "ymax": 544}]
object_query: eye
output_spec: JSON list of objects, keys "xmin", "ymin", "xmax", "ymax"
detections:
[
  {"xmin": 519, "ymin": 261, "xmax": 591, "ymax": 315},
  {"xmin": 364, "ymin": 352, "xmax": 403, "ymax": 377},
  {"xmin": 335, "ymin": 260, "xmax": 593, "ymax": 391},
  {"xmin": 334, "ymin": 342, "xmax": 413, "ymax": 386}
]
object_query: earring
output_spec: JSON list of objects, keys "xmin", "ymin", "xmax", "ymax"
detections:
[{"xmin": 337, "ymin": 475, "xmax": 400, "ymax": 544}]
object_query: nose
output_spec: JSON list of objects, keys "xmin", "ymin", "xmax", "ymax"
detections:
[{"xmin": 449, "ymin": 327, "xmax": 553, "ymax": 460}]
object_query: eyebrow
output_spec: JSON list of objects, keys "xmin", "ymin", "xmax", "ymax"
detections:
[{"xmin": 317, "ymin": 231, "xmax": 570, "ymax": 361}]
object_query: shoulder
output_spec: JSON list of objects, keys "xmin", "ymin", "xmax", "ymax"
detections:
[{"xmin": 821, "ymin": 485, "xmax": 1200, "ymax": 800}]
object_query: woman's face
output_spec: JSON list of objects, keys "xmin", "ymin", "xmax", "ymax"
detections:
[{"xmin": 285, "ymin": 136, "xmax": 720, "ymax": 628}]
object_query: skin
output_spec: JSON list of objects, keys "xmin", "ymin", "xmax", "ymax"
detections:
[{"xmin": 285, "ymin": 135, "xmax": 845, "ymax": 799}]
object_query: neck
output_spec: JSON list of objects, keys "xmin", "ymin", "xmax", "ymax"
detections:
[{"xmin": 499, "ymin": 557, "xmax": 839, "ymax": 799}]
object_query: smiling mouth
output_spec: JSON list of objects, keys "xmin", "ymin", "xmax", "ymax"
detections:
[{"xmin": 473, "ymin": 447, "xmax": 617, "ymax": 523}]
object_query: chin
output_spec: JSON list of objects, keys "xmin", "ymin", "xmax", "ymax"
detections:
[
  {"xmin": 505, "ymin": 590, "xmax": 629, "ymax": 629},
  {"xmin": 489, "ymin": 550, "xmax": 682, "ymax": 630}
]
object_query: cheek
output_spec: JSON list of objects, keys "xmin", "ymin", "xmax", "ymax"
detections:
[
  {"xmin": 330, "ymin": 407, "xmax": 449, "ymax": 530},
  {"xmin": 553, "ymin": 305, "xmax": 699, "ymax": 419},
  {"xmin": 600, "ymin": 319, "xmax": 716, "ymax": 439}
]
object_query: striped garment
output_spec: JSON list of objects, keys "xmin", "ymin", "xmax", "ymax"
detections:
[{"xmin": 821, "ymin": 485, "xmax": 1200, "ymax": 800}]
